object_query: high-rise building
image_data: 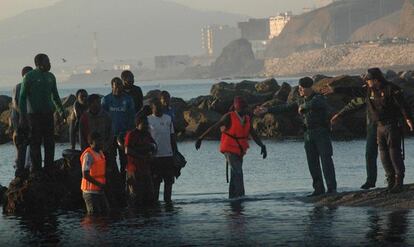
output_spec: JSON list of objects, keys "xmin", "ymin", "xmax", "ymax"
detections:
[{"xmin": 201, "ymin": 25, "xmax": 240, "ymax": 57}]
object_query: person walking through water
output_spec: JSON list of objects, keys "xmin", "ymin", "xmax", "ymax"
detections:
[
  {"xmin": 102, "ymin": 77, "xmax": 135, "ymax": 187},
  {"xmin": 255, "ymin": 77, "xmax": 337, "ymax": 197},
  {"xmin": 147, "ymin": 98, "xmax": 178, "ymax": 203},
  {"xmin": 10, "ymin": 66, "xmax": 33, "ymax": 178},
  {"xmin": 81, "ymin": 132, "xmax": 109, "ymax": 215},
  {"xmin": 69, "ymin": 89, "xmax": 88, "ymax": 150},
  {"xmin": 323, "ymin": 68, "xmax": 413, "ymax": 193},
  {"xmin": 19, "ymin": 54, "xmax": 66, "ymax": 173},
  {"xmin": 196, "ymin": 96, "xmax": 267, "ymax": 199},
  {"xmin": 326, "ymin": 93, "xmax": 378, "ymax": 190}
]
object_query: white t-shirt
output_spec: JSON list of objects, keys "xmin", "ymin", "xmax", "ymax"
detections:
[{"xmin": 148, "ymin": 114, "xmax": 174, "ymax": 157}]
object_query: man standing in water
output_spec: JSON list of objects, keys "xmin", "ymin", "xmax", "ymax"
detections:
[
  {"xmin": 324, "ymin": 68, "xmax": 413, "ymax": 193},
  {"xmin": 121, "ymin": 70, "xmax": 143, "ymax": 113},
  {"xmin": 10, "ymin": 66, "xmax": 33, "ymax": 178},
  {"xmin": 196, "ymin": 96, "xmax": 267, "ymax": 199},
  {"xmin": 255, "ymin": 77, "xmax": 336, "ymax": 197},
  {"xmin": 19, "ymin": 54, "xmax": 66, "ymax": 173}
]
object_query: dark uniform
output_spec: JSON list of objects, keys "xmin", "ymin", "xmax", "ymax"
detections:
[
  {"xmin": 335, "ymin": 97, "xmax": 378, "ymax": 188},
  {"xmin": 268, "ymin": 93, "xmax": 337, "ymax": 194},
  {"xmin": 335, "ymin": 75, "xmax": 412, "ymax": 192},
  {"xmin": 368, "ymin": 81, "xmax": 412, "ymax": 191}
]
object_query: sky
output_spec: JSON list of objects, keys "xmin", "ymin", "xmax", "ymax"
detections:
[{"xmin": 0, "ymin": 0, "xmax": 324, "ymax": 20}]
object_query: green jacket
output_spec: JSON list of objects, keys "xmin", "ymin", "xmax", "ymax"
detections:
[
  {"xmin": 19, "ymin": 69, "xmax": 64, "ymax": 115},
  {"xmin": 268, "ymin": 93, "xmax": 330, "ymax": 130}
]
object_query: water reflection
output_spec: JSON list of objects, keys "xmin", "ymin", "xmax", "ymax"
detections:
[
  {"xmin": 19, "ymin": 213, "xmax": 61, "ymax": 245},
  {"xmin": 305, "ymin": 206, "xmax": 337, "ymax": 245},
  {"xmin": 366, "ymin": 210, "xmax": 410, "ymax": 245}
]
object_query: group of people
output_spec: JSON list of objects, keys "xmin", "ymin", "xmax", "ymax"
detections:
[
  {"xmin": 9, "ymin": 53, "xmax": 414, "ymax": 215},
  {"xmin": 11, "ymin": 54, "xmax": 179, "ymax": 215}
]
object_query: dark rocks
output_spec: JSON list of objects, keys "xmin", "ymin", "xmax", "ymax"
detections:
[
  {"xmin": 273, "ymin": 82, "xmax": 291, "ymax": 102},
  {"xmin": 0, "ymin": 184, "xmax": 7, "ymax": 205},
  {"xmin": 252, "ymin": 113, "xmax": 302, "ymax": 138},
  {"xmin": 0, "ymin": 95, "xmax": 11, "ymax": 114},
  {"xmin": 3, "ymin": 150, "xmax": 83, "ymax": 214},
  {"xmin": 255, "ymin": 78, "xmax": 280, "ymax": 93},
  {"xmin": 210, "ymin": 39, "xmax": 263, "ymax": 78},
  {"xmin": 183, "ymin": 108, "xmax": 221, "ymax": 138}
]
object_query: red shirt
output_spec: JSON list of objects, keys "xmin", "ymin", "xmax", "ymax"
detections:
[{"xmin": 125, "ymin": 129, "xmax": 156, "ymax": 174}]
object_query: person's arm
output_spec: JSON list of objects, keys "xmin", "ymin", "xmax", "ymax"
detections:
[
  {"xmin": 101, "ymin": 96, "xmax": 109, "ymax": 112},
  {"xmin": 195, "ymin": 113, "xmax": 230, "ymax": 149},
  {"xmin": 250, "ymin": 127, "xmax": 267, "ymax": 159},
  {"xmin": 393, "ymin": 89, "xmax": 414, "ymax": 131},
  {"xmin": 10, "ymin": 85, "xmax": 19, "ymax": 130},
  {"xmin": 104, "ymin": 115, "xmax": 114, "ymax": 153},
  {"xmin": 51, "ymin": 75, "xmax": 64, "ymax": 116},
  {"xmin": 267, "ymin": 102, "xmax": 299, "ymax": 115},
  {"xmin": 337, "ymin": 97, "xmax": 366, "ymax": 117},
  {"xmin": 128, "ymin": 98, "xmax": 136, "ymax": 129},
  {"xmin": 82, "ymin": 153, "xmax": 105, "ymax": 188},
  {"xmin": 170, "ymin": 118, "xmax": 178, "ymax": 153},
  {"xmin": 137, "ymin": 87, "xmax": 144, "ymax": 111},
  {"xmin": 19, "ymin": 77, "xmax": 28, "ymax": 117},
  {"xmin": 79, "ymin": 114, "xmax": 89, "ymax": 151}
]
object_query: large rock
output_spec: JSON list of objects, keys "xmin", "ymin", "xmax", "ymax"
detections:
[
  {"xmin": 3, "ymin": 150, "xmax": 83, "ymax": 214},
  {"xmin": 0, "ymin": 184, "xmax": 6, "ymax": 205},
  {"xmin": 183, "ymin": 108, "xmax": 221, "ymax": 138},
  {"xmin": 0, "ymin": 95, "xmax": 11, "ymax": 114},
  {"xmin": 273, "ymin": 82, "xmax": 291, "ymax": 102},
  {"xmin": 255, "ymin": 78, "xmax": 280, "ymax": 93},
  {"xmin": 252, "ymin": 113, "xmax": 302, "ymax": 138},
  {"xmin": 210, "ymin": 39, "xmax": 263, "ymax": 78}
]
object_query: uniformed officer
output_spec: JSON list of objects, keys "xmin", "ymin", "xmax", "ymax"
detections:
[
  {"xmin": 255, "ymin": 77, "xmax": 337, "ymax": 197},
  {"xmin": 365, "ymin": 68, "xmax": 413, "ymax": 193}
]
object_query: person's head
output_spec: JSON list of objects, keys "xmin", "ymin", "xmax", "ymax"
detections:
[
  {"xmin": 121, "ymin": 70, "xmax": 134, "ymax": 89},
  {"xmin": 149, "ymin": 97, "xmax": 162, "ymax": 116},
  {"xmin": 87, "ymin": 94, "xmax": 101, "ymax": 114},
  {"xmin": 88, "ymin": 131, "xmax": 103, "ymax": 151},
  {"xmin": 21, "ymin": 66, "xmax": 33, "ymax": 77},
  {"xmin": 135, "ymin": 111, "xmax": 149, "ymax": 131},
  {"xmin": 76, "ymin": 89, "xmax": 88, "ymax": 105},
  {"xmin": 111, "ymin": 77, "xmax": 123, "ymax": 96},
  {"xmin": 365, "ymin": 68, "xmax": 385, "ymax": 88},
  {"xmin": 160, "ymin": 91, "xmax": 171, "ymax": 108},
  {"xmin": 298, "ymin": 77, "xmax": 314, "ymax": 97},
  {"xmin": 34, "ymin": 53, "xmax": 51, "ymax": 72},
  {"xmin": 233, "ymin": 96, "xmax": 248, "ymax": 116}
]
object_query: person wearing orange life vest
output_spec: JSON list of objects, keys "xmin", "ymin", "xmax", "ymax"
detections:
[
  {"xmin": 195, "ymin": 96, "xmax": 267, "ymax": 199},
  {"xmin": 81, "ymin": 131, "xmax": 109, "ymax": 215}
]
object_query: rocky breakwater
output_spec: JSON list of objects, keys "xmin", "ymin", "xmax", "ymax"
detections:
[{"xmin": 305, "ymin": 184, "xmax": 414, "ymax": 209}]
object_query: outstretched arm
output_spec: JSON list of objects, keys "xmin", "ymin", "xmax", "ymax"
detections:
[{"xmin": 195, "ymin": 113, "xmax": 230, "ymax": 149}]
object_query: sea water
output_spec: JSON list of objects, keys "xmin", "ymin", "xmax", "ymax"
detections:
[{"xmin": 1, "ymin": 79, "xmax": 414, "ymax": 245}]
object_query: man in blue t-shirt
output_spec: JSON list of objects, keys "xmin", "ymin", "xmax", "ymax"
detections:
[{"xmin": 102, "ymin": 77, "xmax": 135, "ymax": 185}]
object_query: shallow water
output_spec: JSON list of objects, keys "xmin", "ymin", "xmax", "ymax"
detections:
[{"xmin": 1, "ymin": 139, "xmax": 414, "ymax": 245}]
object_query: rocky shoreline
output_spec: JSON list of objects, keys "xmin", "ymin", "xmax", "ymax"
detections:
[
  {"xmin": 1, "ymin": 70, "xmax": 414, "ymax": 145},
  {"xmin": 304, "ymin": 184, "xmax": 414, "ymax": 209}
]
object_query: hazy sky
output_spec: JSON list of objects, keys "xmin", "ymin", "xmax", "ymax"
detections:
[{"xmin": 0, "ymin": 0, "xmax": 323, "ymax": 20}]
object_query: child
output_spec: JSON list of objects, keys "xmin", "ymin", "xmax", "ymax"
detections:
[
  {"xmin": 70, "ymin": 89, "xmax": 88, "ymax": 149},
  {"xmin": 81, "ymin": 132, "xmax": 109, "ymax": 215},
  {"xmin": 125, "ymin": 111, "xmax": 157, "ymax": 208}
]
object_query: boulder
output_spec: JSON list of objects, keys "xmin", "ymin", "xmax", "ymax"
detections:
[
  {"xmin": 273, "ymin": 82, "xmax": 292, "ymax": 102},
  {"xmin": 0, "ymin": 95, "xmax": 11, "ymax": 114},
  {"xmin": 3, "ymin": 150, "xmax": 83, "ymax": 214},
  {"xmin": 385, "ymin": 70, "xmax": 398, "ymax": 81},
  {"xmin": 183, "ymin": 108, "xmax": 221, "ymax": 138},
  {"xmin": 313, "ymin": 74, "xmax": 332, "ymax": 84},
  {"xmin": 0, "ymin": 122, "xmax": 10, "ymax": 144},
  {"xmin": 234, "ymin": 80, "xmax": 257, "ymax": 91},
  {"xmin": 255, "ymin": 78, "xmax": 280, "ymax": 93},
  {"xmin": 252, "ymin": 113, "xmax": 303, "ymax": 138}
]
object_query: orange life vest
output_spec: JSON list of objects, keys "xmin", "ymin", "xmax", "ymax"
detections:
[
  {"xmin": 220, "ymin": 111, "xmax": 251, "ymax": 156},
  {"xmin": 80, "ymin": 147, "xmax": 106, "ymax": 192}
]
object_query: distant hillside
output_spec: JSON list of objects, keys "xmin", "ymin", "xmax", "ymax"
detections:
[
  {"xmin": 265, "ymin": 0, "xmax": 406, "ymax": 58},
  {"xmin": 0, "ymin": 0, "xmax": 245, "ymax": 77}
]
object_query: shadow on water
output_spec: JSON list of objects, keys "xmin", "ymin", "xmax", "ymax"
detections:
[
  {"xmin": 366, "ymin": 209, "xmax": 410, "ymax": 245},
  {"xmin": 18, "ymin": 213, "xmax": 62, "ymax": 245}
]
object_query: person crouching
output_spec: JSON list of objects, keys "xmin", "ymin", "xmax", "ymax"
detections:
[
  {"xmin": 125, "ymin": 112, "xmax": 157, "ymax": 208},
  {"xmin": 81, "ymin": 132, "xmax": 109, "ymax": 215}
]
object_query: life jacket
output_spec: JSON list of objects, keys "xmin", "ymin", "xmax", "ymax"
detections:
[
  {"xmin": 80, "ymin": 147, "xmax": 106, "ymax": 192},
  {"xmin": 220, "ymin": 111, "xmax": 250, "ymax": 156}
]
